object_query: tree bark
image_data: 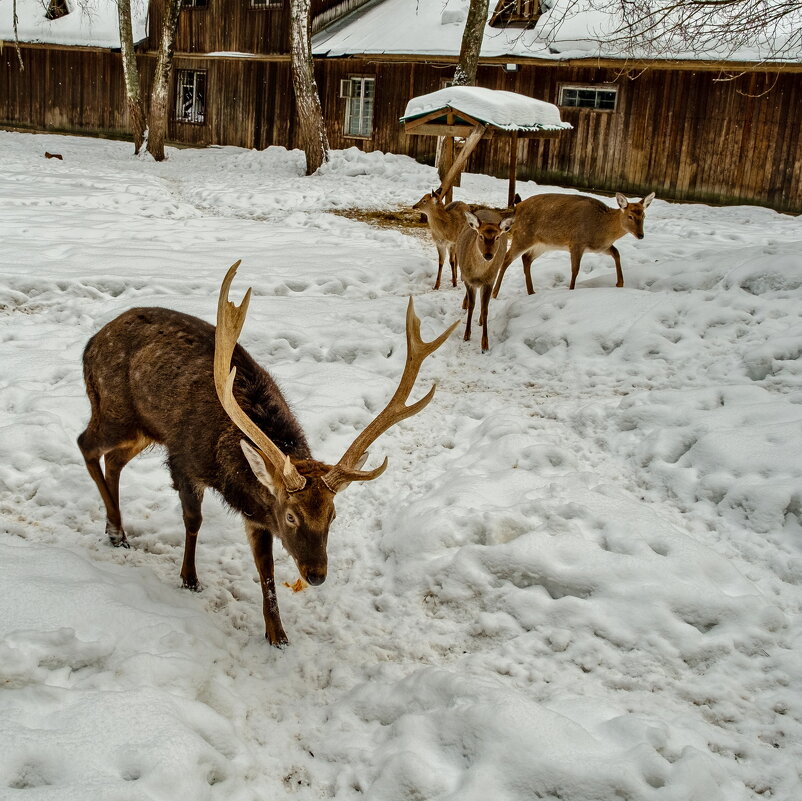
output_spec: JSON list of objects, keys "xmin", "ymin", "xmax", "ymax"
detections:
[
  {"xmin": 454, "ymin": 0, "xmax": 489, "ymax": 86},
  {"xmin": 117, "ymin": 0, "xmax": 147, "ymax": 154},
  {"xmin": 148, "ymin": 0, "xmax": 183, "ymax": 162},
  {"xmin": 289, "ymin": 0, "xmax": 330, "ymax": 174}
]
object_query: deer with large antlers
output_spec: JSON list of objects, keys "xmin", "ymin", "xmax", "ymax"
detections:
[{"xmin": 78, "ymin": 262, "xmax": 457, "ymax": 646}]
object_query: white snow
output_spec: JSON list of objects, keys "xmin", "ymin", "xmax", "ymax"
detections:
[
  {"xmin": 1, "ymin": 131, "xmax": 801, "ymax": 800},
  {"xmin": 0, "ymin": 0, "xmax": 147, "ymax": 48},
  {"xmin": 312, "ymin": 0, "xmax": 802, "ymax": 64},
  {"xmin": 402, "ymin": 86, "xmax": 571, "ymax": 132}
]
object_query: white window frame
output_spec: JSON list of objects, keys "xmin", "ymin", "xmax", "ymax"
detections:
[
  {"xmin": 558, "ymin": 84, "xmax": 618, "ymax": 111},
  {"xmin": 174, "ymin": 69, "xmax": 207, "ymax": 125},
  {"xmin": 250, "ymin": 0, "xmax": 283, "ymax": 8},
  {"xmin": 342, "ymin": 76, "xmax": 376, "ymax": 139}
]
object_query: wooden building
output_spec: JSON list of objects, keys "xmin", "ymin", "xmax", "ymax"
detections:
[{"xmin": 1, "ymin": 0, "xmax": 800, "ymax": 213}]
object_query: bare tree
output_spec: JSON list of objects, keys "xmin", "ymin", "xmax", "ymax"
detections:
[
  {"xmin": 117, "ymin": 0, "xmax": 147, "ymax": 155},
  {"xmin": 290, "ymin": 0, "xmax": 329, "ymax": 174},
  {"xmin": 548, "ymin": 0, "xmax": 802, "ymax": 62},
  {"xmin": 454, "ymin": 0, "xmax": 490, "ymax": 85},
  {"xmin": 148, "ymin": 0, "xmax": 183, "ymax": 162}
]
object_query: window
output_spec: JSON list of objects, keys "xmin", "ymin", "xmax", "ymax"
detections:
[
  {"xmin": 45, "ymin": 0, "xmax": 70, "ymax": 20},
  {"xmin": 175, "ymin": 70, "xmax": 207, "ymax": 124},
  {"xmin": 490, "ymin": 0, "xmax": 542, "ymax": 28},
  {"xmin": 250, "ymin": 0, "xmax": 282, "ymax": 7},
  {"xmin": 183, "ymin": 0, "xmax": 208, "ymax": 7},
  {"xmin": 341, "ymin": 77, "xmax": 375, "ymax": 138},
  {"xmin": 558, "ymin": 85, "xmax": 618, "ymax": 111}
]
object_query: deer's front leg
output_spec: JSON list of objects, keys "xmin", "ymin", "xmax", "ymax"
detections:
[{"xmin": 245, "ymin": 523, "xmax": 289, "ymax": 647}]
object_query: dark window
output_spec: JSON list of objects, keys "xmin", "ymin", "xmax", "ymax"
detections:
[
  {"xmin": 45, "ymin": 0, "xmax": 70, "ymax": 20},
  {"xmin": 559, "ymin": 85, "xmax": 618, "ymax": 111},
  {"xmin": 183, "ymin": 0, "xmax": 208, "ymax": 7},
  {"xmin": 175, "ymin": 70, "xmax": 207, "ymax": 124},
  {"xmin": 250, "ymin": 0, "xmax": 283, "ymax": 7},
  {"xmin": 341, "ymin": 77, "xmax": 375, "ymax": 138}
]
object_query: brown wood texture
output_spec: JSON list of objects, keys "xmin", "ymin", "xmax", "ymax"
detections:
[{"xmin": 1, "ymin": 37, "xmax": 799, "ymax": 211}]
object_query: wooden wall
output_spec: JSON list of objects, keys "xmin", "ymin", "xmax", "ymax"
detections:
[
  {"xmin": 318, "ymin": 59, "xmax": 801, "ymax": 212},
  {"xmin": 148, "ymin": 0, "xmax": 346, "ymax": 55},
  {"xmin": 1, "ymin": 44, "xmax": 799, "ymax": 212}
]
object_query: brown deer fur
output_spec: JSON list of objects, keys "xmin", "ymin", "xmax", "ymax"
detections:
[
  {"xmin": 412, "ymin": 190, "xmax": 470, "ymax": 289},
  {"xmin": 78, "ymin": 268, "xmax": 455, "ymax": 646},
  {"xmin": 455, "ymin": 209, "xmax": 514, "ymax": 352},
  {"xmin": 492, "ymin": 191, "xmax": 655, "ymax": 297}
]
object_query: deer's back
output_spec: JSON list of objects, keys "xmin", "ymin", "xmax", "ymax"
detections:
[
  {"xmin": 515, "ymin": 193, "xmax": 621, "ymax": 250},
  {"xmin": 83, "ymin": 307, "xmax": 310, "ymax": 486}
]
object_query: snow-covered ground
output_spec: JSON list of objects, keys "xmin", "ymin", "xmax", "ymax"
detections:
[{"xmin": 1, "ymin": 131, "xmax": 801, "ymax": 801}]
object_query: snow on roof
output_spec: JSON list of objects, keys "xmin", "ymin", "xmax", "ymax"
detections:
[
  {"xmin": 0, "ymin": 0, "xmax": 147, "ymax": 49},
  {"xmin": 401, "ymin": 86, "xmax": 571, "ymax": 132},
  {"xmin": 313, "ymin": 0, "xmax": 802, "ymax": 64}
]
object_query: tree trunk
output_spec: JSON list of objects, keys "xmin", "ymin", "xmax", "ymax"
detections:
[
  {"xmin": 289, "ymin": 0, "xmax": 329, "ymax": 175},
  {"xmin": 148, "ymin": 0, "xmax": 183, "ymax": 162},
  {"xmin": 454, "ymin": 0, "xmax": 489, "ymax": 86},
  {"xmin": 117, "ymin": 0, "xmax": 147, "ymax": 154}
]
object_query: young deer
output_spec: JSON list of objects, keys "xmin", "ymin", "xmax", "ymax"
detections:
[
  {"xmin": 455, "ymin": 209, "xmax": 514, "ymax": 352},
  {"xmin": 492, "ymin": 191, "xmax": 655, "ymax": 297},
  {"xmin": 412, "ymin": 189, "xmax": 470, "ymax": 289},
  {"xmin": 78, "ymin": 262, "xmax": 457, "ymax": 646}
]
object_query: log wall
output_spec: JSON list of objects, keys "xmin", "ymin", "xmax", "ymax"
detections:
[{"xmin": 1, "ymin": 44, "xmax": 799, "ymax": 212}]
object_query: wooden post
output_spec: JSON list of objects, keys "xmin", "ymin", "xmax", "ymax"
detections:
[
  {"xmin": 438, "ymin": 124, "xmax": 488, "ymax": 198},
  {"xmin": 507, "ymin": 131, "xmax": 519, "ymax": 209}
]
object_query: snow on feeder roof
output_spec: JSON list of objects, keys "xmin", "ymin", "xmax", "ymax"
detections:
[
  {"xmin": 401, "ymin": 87, "xmax": 572, "ymax": 208},
  {"xmin": 401, "ymin": 86, "xmax": 572, "ymax": 133}
]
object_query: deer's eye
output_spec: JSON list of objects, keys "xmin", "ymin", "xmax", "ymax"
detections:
[{"xmin": 286, "ymin": 512, "xmax": 297, "ymax": 525}]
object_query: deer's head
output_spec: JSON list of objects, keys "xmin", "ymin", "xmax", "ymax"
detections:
[
  {"xmin": 215, "ymin": 262, "xmax": 458, "ymax": 586},
  {"xmin": 616, "ymin": 192, "xmax": 655, "ymax": 240},
  {"xmin": 465, "ymin": 211, "xmax": 514, "ymax": 262}
]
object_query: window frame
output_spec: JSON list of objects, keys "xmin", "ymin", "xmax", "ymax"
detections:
[
  {"xmin": 342, "ymin": 75, "xmax": 376, "ymax": 140},
  {"xmin": 557, "ymin": 83, "xmax": 619, "ymax": 112},
  {"xmin": 181, "ymin": 0, "xmax": 208, "ymax": 8},
  {"xmin": 174, "ymin": 69, "xmax": 208, "ymax": 125},
  {"xmin": 250, "ymin": 0, "xmax": 283, "ymax": 9}
]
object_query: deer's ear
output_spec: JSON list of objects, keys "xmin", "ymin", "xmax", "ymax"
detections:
[
  {"xmin": 500, "ymin": 217, "xmax": 515, "ymax": 232},
  {"xmin": 241, "ymin": 440, "xmax": 277, "ymax": 496},
  {"xmin": 616, "ymin": 193, "xmax": 629, "ymax": 209},
  {"xmin": 643, "ymin": 192, "xmax": 655, "ymax": 207},
  {"xmin": 465, "ymin": 211, "xmax": 480, "ymax": 229}
]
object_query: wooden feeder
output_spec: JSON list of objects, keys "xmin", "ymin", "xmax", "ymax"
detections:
[{"xmin": 400, "ymin": 87, "xmax": 573, "ymax": 207}]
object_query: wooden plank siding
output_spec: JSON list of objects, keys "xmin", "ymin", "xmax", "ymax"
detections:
[
  {"xmin": 318, "ymin": 58, "xmax": 799, "ymax": 212},
  {"xmin": 1, "ymin": 40, "xmax": 799, "ymax": 212}
]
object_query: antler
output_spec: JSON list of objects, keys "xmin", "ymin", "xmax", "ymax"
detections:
[
  {"xmin": 323, "ymin": 298, "xmax": 458, "ymax": 493},
  {"xmin": 214, "ymin": 261, "xmax": 306, "ymax": 492}
]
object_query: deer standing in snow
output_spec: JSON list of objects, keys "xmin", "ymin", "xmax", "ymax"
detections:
[
  {"xmin": 492, "ymin": 191, "xmax": 655, "ymax": 297},
  {"xmin": 455, "ymin": 209, "xmax": 514, "ymax": 352},
  {"xmin": 78, "ymin": 262, "xmax": 457, "ymax": 646},
  {"xmin": 412, "ymin": 189, "xmax": 471, "ymax": 289}
]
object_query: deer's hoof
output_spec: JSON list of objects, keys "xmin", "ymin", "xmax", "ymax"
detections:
[
  {"xmin": 106, "ymin": 524, "xmax": 129, "ymax": 548},
  {"xmin": 267, "ymin": 631, "xmax": 289, "ymax": 648},
  {"xmin": 182, "ymin": 577, "xmax": 203, "ymax": 592}
]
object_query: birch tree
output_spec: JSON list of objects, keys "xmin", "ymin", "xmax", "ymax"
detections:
[
  {"xmin": 454, "ymin": 0, "xmax": 489, "ymax": 85},
  {"xmin": 289, "ymin": 0, "xmax": 329, "ymax": 174},
  {"xmin": 117, "ymin": 0, "xmax": 147, "ymax": 154},
  {"xmin": 147, "ymin": 0, "xmax": 183, "ymax": 162}
]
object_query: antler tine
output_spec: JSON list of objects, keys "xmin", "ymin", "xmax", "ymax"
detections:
[
  {"xmin": 214, "ymin": 261, "xmax": 306, "ymax": 492},
  {"xmin": 323, "ymin": 298, "xmax": 459, "ymax": 492}
]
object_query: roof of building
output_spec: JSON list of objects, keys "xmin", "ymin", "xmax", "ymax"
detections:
[
  {"xmin": 0, "ymin": 0, "xmax": 147, "ymax": 49},
  {"xmin": 312, "ymin": 0, "xmax": 802, "ymax": 65}
]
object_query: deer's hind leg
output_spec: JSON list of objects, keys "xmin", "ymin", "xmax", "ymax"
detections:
[{"xmin": 77, "ymin": 427, "xmax": 150, "ymax": 547}]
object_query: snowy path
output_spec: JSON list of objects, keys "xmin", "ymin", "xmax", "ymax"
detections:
[{"xmin": 1, "ymin": 132, "xmax": 801, "ymax": 800}]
